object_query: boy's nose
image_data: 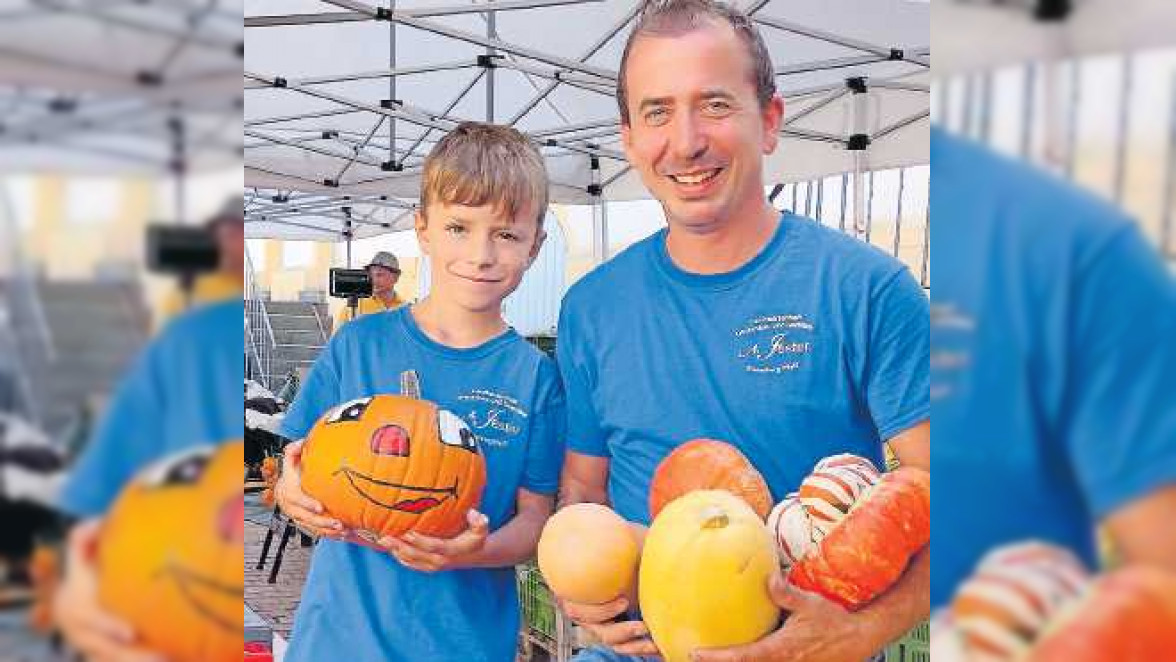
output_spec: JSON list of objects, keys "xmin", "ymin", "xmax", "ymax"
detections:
[{"xmin": 467, "ymin": 235, "xmax": 496, "ymax": 266}]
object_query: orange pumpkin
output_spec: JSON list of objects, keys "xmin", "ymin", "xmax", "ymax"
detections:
[
  {"xmin": 98, "ymin": 441, "xmax": 244, "ymax": 662},
  {"xmin": 1028, "ymin": 565, "xmax": 1176, "ymax": 661},
  {"xmin": 648, "ymin": 439, "xmax": 773, "ymax": 520},
  {"xmin": 787, "ymin": 466, "xmax": 930, "ymax": 610},
  {"xmin": 300, "ymin": 394, "xmax": 487, "ymax": 541}
]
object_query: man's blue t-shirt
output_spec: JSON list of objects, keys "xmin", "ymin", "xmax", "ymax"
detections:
[
  {"xmin": 60, "ymin": 299, "xmax": 244, "ymax": 517},
  {"xmin": 931, "ymin": 128, "xmax": 1176, "ymax": 607},
  {"xmin": 279, "ymin": 306, "xmax": 565, "ymax": 662},
  {"xmin": 557, "ymin": 211, "xmax": 930, "ymax": 526}
]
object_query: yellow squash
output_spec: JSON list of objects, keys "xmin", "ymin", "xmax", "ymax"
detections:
[{"xmin": 640, "ymin": 490, "xmax": 780, "ymax": 662}]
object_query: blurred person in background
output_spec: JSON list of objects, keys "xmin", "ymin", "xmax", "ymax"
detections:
[
  {"xmin": 156, "ymin": 195, "xmax": 244, "ymax": 329},
  {"xmin": 331, "ymin": 250, "xmax": 406, "ymax": 333},
  {"xmin": 51, "ymin": 296, "xmax": 242, "ymax": 660},
  {"xmin": 931, "ymin": 126, "xmax": 1176, "ymax": 608}
]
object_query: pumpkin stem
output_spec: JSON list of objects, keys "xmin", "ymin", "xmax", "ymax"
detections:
[{"xmin": 701, "ymin": 507, "xmax": 729, "ymax": 529}]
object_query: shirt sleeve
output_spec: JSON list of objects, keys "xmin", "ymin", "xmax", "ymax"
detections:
[
  {"xmin": 556, "ymin": 298, "xmax": 609, "ymax": 457},
  {"xmin": 1065, "ymin": 226, "xmax": 1176, "ymax": 519},
  {"xmin": 279, "ymin": 332, "xmax": 344, "ymax": 441},
  {"xmin": 865, "ymin": 266, "xmax": 932, "ymax": 440},
  {"xmin": 520, "ymin": 368, "xmax": 567, "ymax": 495},
  {"xmin": 59, "ymin": 340, "xmax": 167, "ymax": 518}
]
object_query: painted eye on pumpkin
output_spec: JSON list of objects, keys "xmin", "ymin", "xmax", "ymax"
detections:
[
  {"xmin": 326, "ymin": 396, "xmax": 373, "ymax": 424},
  {"xmin": 139, "ymin": 446, "xmax": 214, "ymax": 488},
  {"xmin": 438, "ymin": 409, "xmax": 479, "ymax": 453}
]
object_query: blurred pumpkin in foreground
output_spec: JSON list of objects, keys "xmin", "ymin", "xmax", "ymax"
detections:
[{"xmin": 98, "ymin": 440, "xmax": 244, "ymax": 662}]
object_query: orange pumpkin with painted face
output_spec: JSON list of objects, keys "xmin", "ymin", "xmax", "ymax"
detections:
[
  {"xmin": 300, "ymin": 394, "xmax": 487, "ymax": 542},
  {"xmin": 98, "ymin": 441, "xmax": 244, "ymax": 662}
]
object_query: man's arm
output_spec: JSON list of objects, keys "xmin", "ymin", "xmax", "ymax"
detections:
[
  {"xmin": 558, "ymin": 450, "xmax": 611, "ymax": 509},
  {"xmin": 1103, "ymin": 485, "xmax": 1176, "ymax": 572},
  {"xmin": 888, "ymin": 420, "xmax": 930, "ymax": 470},
  {"xmin": 696, "ymin": 420, "xmax": 930, "ymax": 662}
]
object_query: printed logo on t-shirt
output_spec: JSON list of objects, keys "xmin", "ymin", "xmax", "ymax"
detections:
[
  {"xmin": 931, "ymin": 302, "xmax": 974, "ymax": 401},
  {"xmin": 733, "ymin": 314, "xmax": 815, "ymax": 374},
  {"xmin": 457, "ymin": 389, "xmax": 527, "ymax": 450}
]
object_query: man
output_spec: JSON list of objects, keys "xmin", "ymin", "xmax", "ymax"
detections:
[
  {"xmin": 931, "ymin": 128, "xmax": 1176, "ymax": 607},
  {"xmin": 553, "ymin": 2, "xmax": 930, "ymax": 661},
  {"xmin": 156, "ymin": 196, "xmax": 244, "ymax": 329},
  {"xmin": 332, "ymin": 250, "xmax": 406, "ymax": 333}
]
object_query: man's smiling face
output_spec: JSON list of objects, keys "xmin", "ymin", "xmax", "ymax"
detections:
[{"xmin": 621, "ymin": 19, "xmax": 782, "ymax": 233}]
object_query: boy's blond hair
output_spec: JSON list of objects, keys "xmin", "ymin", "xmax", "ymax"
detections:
[{"xmin": 419, "ymin": 122, "xmax": 549, "ymax": 230}]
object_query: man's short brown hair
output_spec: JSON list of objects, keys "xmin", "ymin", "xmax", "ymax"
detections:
[
  {"xmin": 419, "ymin": 122, "xmax": 549, "ymax": 229},
  {"xmin": 616, "ymin": 0, "xmax": 777, "ymax": 126}
]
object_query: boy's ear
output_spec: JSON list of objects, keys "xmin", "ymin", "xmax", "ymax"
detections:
[
  {"xmin": 414, "ymin": 210, "xmax": 430, "ymax": 254},
  {"xmin": 528, "ymin": 228, "xmax": 547, "ymax": 264}
]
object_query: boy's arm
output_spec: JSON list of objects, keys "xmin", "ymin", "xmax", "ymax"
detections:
[{"xmin": 381, "ymin": 488, "xmax": 554, "ymax": 571}]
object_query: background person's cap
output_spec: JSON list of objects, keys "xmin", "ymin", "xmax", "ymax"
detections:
[{"xmin": 365, "ymin": 251, "xmax": 401, "ymax": 273}]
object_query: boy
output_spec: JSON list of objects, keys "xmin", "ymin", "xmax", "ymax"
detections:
[{"xmin": 275, "ymin": 122, "xmax": 565, "ymax": 662}]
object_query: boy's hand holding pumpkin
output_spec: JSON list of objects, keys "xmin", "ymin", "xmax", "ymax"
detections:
[
  {"xmin": 380, "ymin": 508, "xmax": 490, "ymax": 572},
  {"xmin": 274, "ymin": 441, "xmax": 348, "ymax": 539},
  {"xmin": 54, "ymin": 521, "xmax": 168, "ymax": 662}
]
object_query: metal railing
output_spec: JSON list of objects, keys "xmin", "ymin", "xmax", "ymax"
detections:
[
  {"xmin": 245, "ymin": 246, "xmax": 276, "ymax": 389},
  {"xmin": 771, "ymin": 165, "xmax": 932, "ymax": 290},
  {"xmin": 0, "ymin": 182, "xmax": 48, "ymax": 425},
  {"xmin": 933, "ymin": 56, "xmax": 1176, "ymax": 261}
]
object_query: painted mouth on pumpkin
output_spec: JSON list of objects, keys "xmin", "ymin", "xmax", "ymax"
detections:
[
  {"xmin": 335, "ymin": 465, "xmax": 458, "ymax": 514},
  {"xmin": 163, "ymin": 563, "xmax": 242, "ymax": 634}
]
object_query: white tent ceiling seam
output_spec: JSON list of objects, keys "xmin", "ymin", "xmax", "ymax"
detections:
[{"xmin": 244, "ymin": 0, "xmax": 929, "ymax": 241}]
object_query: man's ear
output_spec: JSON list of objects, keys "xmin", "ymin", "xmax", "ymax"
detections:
[
  {"xmin": 621, "ymin": 121, "xmax": 634, "ymax": 162},
  {"xmin": 762, "ymin": 94, "xmax": 784, "ymax": 155},
  {"xmin": 414, "ymin": 210, "xmax": 430, "ymax": 255}
]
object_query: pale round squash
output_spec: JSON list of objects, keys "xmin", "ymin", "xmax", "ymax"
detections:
[{"xmin": 538, "ymin": 503, "xmax": 639, "ymax": 604}]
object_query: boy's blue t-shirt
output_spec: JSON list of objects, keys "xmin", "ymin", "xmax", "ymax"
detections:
[
  {"xmin": 557, "ymin": 211, "xmax": 930, "ymax": 526},
  {"xmin": 279, "ymin": 306, "xmax": 565, "ymax": 662},
  {"xmin": 931, "ymin": 128, "xmax": 1176, "ymax": 606},
  {"xmin": 60, "ymin": 299, "xmax": 244, "ymax": 517}
]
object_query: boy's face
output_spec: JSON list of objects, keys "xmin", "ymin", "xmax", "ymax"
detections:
[{"xmin": 415, "ymin": 200, "xmax": 544, "ymax": 314}]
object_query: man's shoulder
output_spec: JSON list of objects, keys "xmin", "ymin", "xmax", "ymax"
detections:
[
  {"xmin": 932, "ymin": 127, "xmax": 1133, "ymax": 241},
  {"xmin": 780, "ymin": 213, "xmax": 911, "ymax": 286},
  {"xmin": 563, "ymin": 231, "xmax": 660, "ymax": 312}
]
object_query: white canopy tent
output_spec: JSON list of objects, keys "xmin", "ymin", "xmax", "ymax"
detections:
[
  {"xmin": 0, "ymin": 0, "xmax": 244, "ymax": 220},
  {"xmin": 244, "ymin": 0, "xmax": 931, "ymax": 253},
  {"xmin": 934, "ymin": 0, "xmax": 1176, "ymax": 76}
]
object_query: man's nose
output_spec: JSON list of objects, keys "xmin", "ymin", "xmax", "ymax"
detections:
[{"xmin": 670, "ymin": 112, "xmax": 707, "ymax": 162}]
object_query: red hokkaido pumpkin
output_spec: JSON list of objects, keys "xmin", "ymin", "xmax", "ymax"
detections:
[
  {"xmin": 300, "ymin": 394, "xmax": 486, "ymax": 541},
  {"xmin": 98, "ymin": 441, "xmax": 244, "ymax": 662},
  {"xmin": 787, "ymin": 466, "xmax": 930, "ymax": 610},
  {"xmin": 1028, "ymin": 565, "xmax": 1176, "ymax": 662},
  {"xmin": 648, "ymin": 439, "xmax": 773, "ymax": 520}
]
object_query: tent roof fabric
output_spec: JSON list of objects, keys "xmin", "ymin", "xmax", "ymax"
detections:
[
  {"xmin": 0, "ymin": 0, "xmax": 244, "ymax": 174},
  {"xmin": 934, "ymin": 0, "xmax": 1176, "ymax": 75},
  {"xmin": 244, "ymin": 0, "xmax": 929, "ymax": 240}
]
